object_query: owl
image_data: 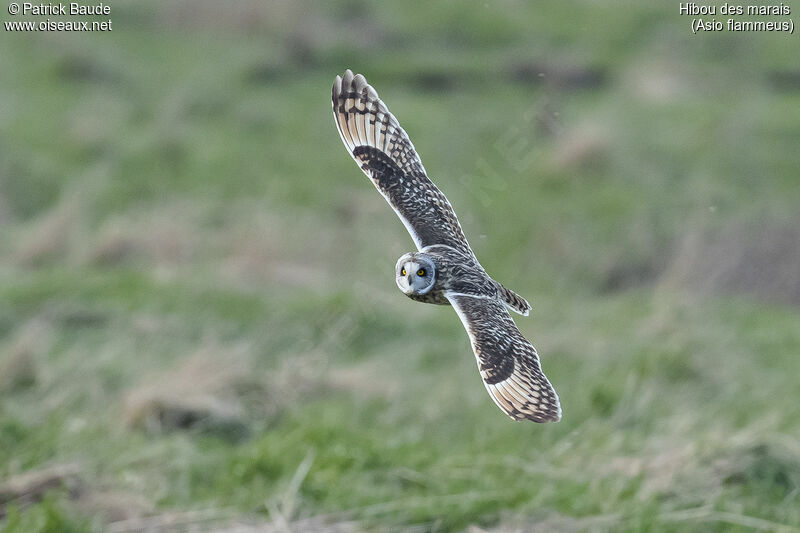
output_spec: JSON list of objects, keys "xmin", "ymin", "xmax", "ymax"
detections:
[{"xmin": 332, "ymin": 70, "xmax": 561, "ymax": 422}]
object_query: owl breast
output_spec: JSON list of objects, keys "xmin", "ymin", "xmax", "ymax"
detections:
[{"xmin": 407, "ymin": 291, "xmax": 451, "ymax": 305}]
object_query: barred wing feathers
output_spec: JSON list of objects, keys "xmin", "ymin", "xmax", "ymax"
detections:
[
  {"xmin": 332, "ymin": 69, "xmax": 473, "ymax": 257},
  {"xmin": 447, "ymin": 293, "xmax": 561, "ymax": 423}
]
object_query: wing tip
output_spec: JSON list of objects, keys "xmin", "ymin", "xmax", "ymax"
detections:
[
  {"xmin": 341, "ymin": 68, "xmax": 354, "ymax": 89},
  {"xmin": 332, "ymin": 68, "xmax": 406, "ymax": 167},
  {"xmin": 508, "ymin": 401, "xmax": 563, "ymax": 423},
  {"xmin": 332, "ymin": 69, "xmax": 354, "ymax": 104},
  {"xmin": 353, "ymin": 73, "xmax": 368, "ymax": 92},
  {"xmin": 512, "ymin": 410, "xmax": 562, "ymax": 423},
  {"xmin": 332, "ymin": 74, "xmax": 343, "ymax": 102},
  {"xmin": 333, "ymin": 69, "xmax": 380, "ymax": 104},
  {"xmin": 485, "ymin": 381, "xmax": 562, "ymax": 423}
]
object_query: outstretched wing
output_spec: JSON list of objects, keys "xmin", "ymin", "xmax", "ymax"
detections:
[
  {"xmin": 332, "ymin": 69, "xmax": 473, "ymax": 257},
  {"xmin": 446, "ymin": 293, "xmax": 561, "ymax": 422}
]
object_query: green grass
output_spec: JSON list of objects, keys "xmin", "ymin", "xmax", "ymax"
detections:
[{"xmin": 1, "ymin": 2, "xmax": 799, "ymax": 531}]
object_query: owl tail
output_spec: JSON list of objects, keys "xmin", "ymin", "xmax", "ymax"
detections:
[{"xmin": 499, "ymin": 285, "xmax": 532, "ymax": 316}]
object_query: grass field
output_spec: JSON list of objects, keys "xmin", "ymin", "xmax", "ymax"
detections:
[{"xmin": 2, "ymin": 2, "xmax": 800, "ymax": 531}]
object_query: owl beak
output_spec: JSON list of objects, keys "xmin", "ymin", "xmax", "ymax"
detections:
[{"xmin": 396, "ymin": 272, "xmax": 413, "ymax": 294}]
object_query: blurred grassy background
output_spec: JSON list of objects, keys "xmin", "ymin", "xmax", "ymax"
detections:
[{"xmin": 1, "ymin": 1, "xmax": 799, "ymax": 531}]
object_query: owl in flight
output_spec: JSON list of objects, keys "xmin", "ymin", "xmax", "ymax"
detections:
[{"xmin": 332, "ymin": 70, "xmax": 561, "ymax": 422}]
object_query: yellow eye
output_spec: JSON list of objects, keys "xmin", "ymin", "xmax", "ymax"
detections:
[
  {"xmin": 417, "ymin": 269, "xmax": 426, "ymax": 276},
  {"xmin": 401, "ymin": 268, "xmax": 406, "ymax": 276}
]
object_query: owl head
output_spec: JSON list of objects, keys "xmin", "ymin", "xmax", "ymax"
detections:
[{"xmin": 395, "ymin": 253, "xmax": 436, "ymax": 296}]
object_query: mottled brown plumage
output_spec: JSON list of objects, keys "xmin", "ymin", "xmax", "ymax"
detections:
[{"xmin": 332, "ymin": 69, "xmax": 560, "ymax": 422}]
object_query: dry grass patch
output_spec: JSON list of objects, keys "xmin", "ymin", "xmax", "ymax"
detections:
[
  {"xmin": 549, "ymin": 120, "xmax": 610, "ymax": 172},
  {"xmin": 0, "ymin": 463, "xmax": 82, "ymax": 519},
  {"xmin": 88, "ymin": 205, "xmax": 201, "ymax": 268},
  {"xmin": 244, "ymin": 351, "xmax": 403, "ymax": 421},
  {"xmin": 86, "ymin": 202, "xmax": 334, "ymax": 289},
  {"xmin": 605, "ymin": 442, "xmax": 703, "ymax": 500},
  {"xmin": 622, "ymin": 59, "xmax": 694, "ymax": 105},
  {"xmin": 662, "ymin": 218, "xmax": 800, "ymax": 307},
  {"xmin": 12, "ymin": 195, "xmax": 82, "ymax": 267},
  {"xmin": 0, "ymin": 462, "xmax": 152, "ymax": 525},
  {"xmin": 0, "ymin": 319, "xmax": 52, "ymax": 392},
  {"xmin": 123, "ymin": 343, "xmax": 399, "ymax": 438},
  {"xmin": 123, "ymin": 343, "xmax": 252, "ymax": 436},
  {"xmin": 106, "ymin": 509, "xmax": 360, "ymax": 533}
]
